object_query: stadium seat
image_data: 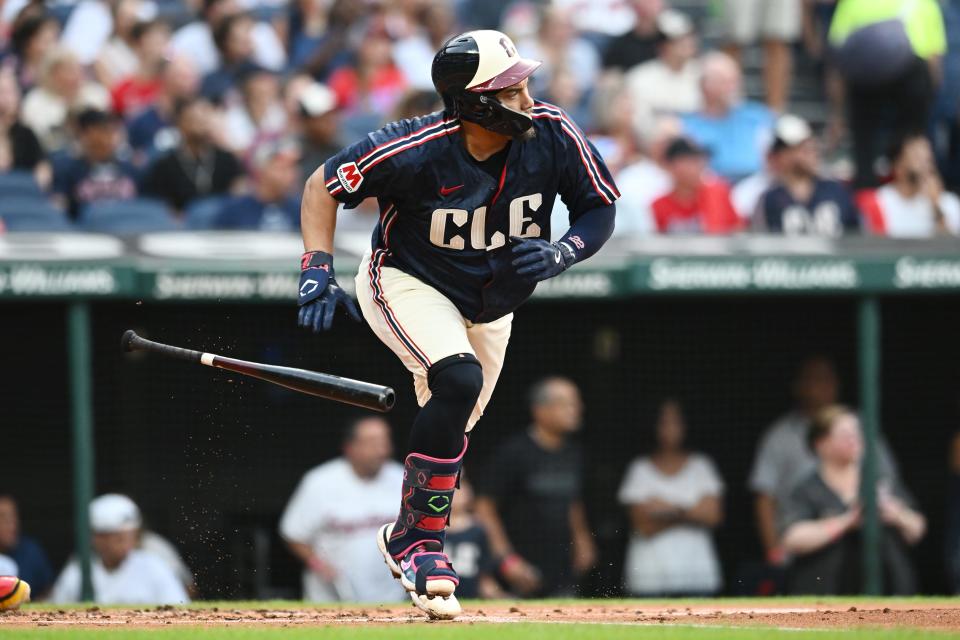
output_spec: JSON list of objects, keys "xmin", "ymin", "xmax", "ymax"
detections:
[
  {"xmin": 79, "ymin": 198, "xmax": 181, "ymax": 234},
  {"xmin": 0, "ymin": 171, "xmax": 43, "ymax": 198},
  {"xmin": 184, "ymin": 196, "xmax": 228, "ymax": 230},
  {"xmin": 0, "ymin": 197, "xmax": 73, "ymax": 231}
]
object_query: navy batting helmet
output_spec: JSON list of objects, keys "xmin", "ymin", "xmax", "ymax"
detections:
[{"xmin": 432, "ymin": 30, "xmax": 541, "ymax": 138}]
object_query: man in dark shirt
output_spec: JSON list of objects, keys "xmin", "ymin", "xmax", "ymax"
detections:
[
  {"xmin": 141, "ymin": 96, "xmax": 243, "ymax": 212},
  {"xmin": 52, "ymin": 109, "xmax": 139, "ymax": 218},
  {"xmin": 214, "ymin": 138, "xmax": 300, "ymax": 230},
  {"xmin": 756, "ymin": 114, "xmax": 860, "ymax": 235},
  {"xmin": 602, "ymin": 0, "xmax": 663, "ymax": 71},
  {"xmin": 0, "ymin": 495, "xmax": 54, "ymax": 596},
  {"xmin": 474, "ymin": 377, "xmax": 597, "ymax": 597}
]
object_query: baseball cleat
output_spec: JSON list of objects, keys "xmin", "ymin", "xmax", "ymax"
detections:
[{"xmin": 377, "ymin": 523, "xmax": 461, "ymax": 620}]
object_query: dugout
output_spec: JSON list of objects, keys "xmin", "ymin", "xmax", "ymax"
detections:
[{"xmin": 2, "ymin": 232, "xmax": 959, "ymax": 598}]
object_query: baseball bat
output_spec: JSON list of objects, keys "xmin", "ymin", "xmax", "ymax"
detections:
[{"xmin": 121, "ymin": 330, "xmax": 395, "ymax": 412}]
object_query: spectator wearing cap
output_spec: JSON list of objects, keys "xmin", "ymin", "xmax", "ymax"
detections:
[
  {"xmin": 21, "ymin": 47, "xmax": 111, "ymax": 153},
  {"xmin": 295, "ymin": 82, "xmax": 342, "ymax": 182},
  {"xmin": 110, "ymin": 19, "xmax": 171, "ymax": 118},
  {"xmin": 171, "ymin": 0, "xmax": 285, "ymax": 76},
  {"xmin": 328, "ymin": 27, "xmax": 408, "ymax": 141},
  {"xmin": 650, "ymin": 137, "xmax": 740, "ymax": 234},
  {"xmin": 222, "ymin": 65, "xmax": 287, "ymax": 154},
  {"xmin": 721, "ymin": 0, "xmax": 801, "ymax": 112},
  {"xmin": 0, "ymin": 494, "xmax": 55, "ymax": 597},
  {"xmin": 680, "ymin": 51, "xmax": 775, "ymax": 183},
  {"xmin": 214, "ymin": 139, "xmax": 300, "ymax": 230},
  {"xmin": 602, "ymin": 0, "xmax": 663, "ymax": 73},
  {"xmin": 856, "ymin": 134, "xmax": 960, "ymax": 237},
  {"xmin": 393, "ymin": 0, "xmax": 458, "ymax": 91},
  {"xmin": 755, "ymin": 114, "xmax": 860, "ymax": 236},
  {"xmin": 8, "ymin": 8, "xmax": 60, "ymax": 92},
  {"xmin": 52, "ymin": 108, "xmax": 139, "ymax": 218},
  {"xmin": 200, "ymin": 12, "xmax": 257, "ymax": 104},
  {"xmin": 127, "ymin": 54, "xmax": 201, "ymax": 160},
  {"xmin": 50, "ymin": 494, "xmax": 189, "ymax": 605},
  {"xmin": 0, "ymin": 66, "xmax": 51, "ymax": 188},
  {"xmin": 141, "ymin": 96, "xmax": 244, "ymax": 211},
  {"xmin": 625, "ymin": 9, "xmax": 701, "ymax": 137}
]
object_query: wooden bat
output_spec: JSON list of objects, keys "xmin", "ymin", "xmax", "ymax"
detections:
[{"xmin": 121, "ymin": 330, "xmax": 395, "ymax": 412}]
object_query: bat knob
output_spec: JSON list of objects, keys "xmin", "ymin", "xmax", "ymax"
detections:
[{"xmin": 121, "ymin": 330, "xmax": 139, "ymax": 352}]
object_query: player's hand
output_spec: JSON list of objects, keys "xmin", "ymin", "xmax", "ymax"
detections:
[
  {"xmin": 509, "ymin": 236, "xmax": 574, "ymax": 283},
  {"xmin": 297, "ymin": 250, "xmax": 362, "ymax": 332}
]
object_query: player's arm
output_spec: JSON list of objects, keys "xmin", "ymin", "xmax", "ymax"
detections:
[{"xmin": 297, "ymin": 165, "xmax": 361, "ymax": 332}]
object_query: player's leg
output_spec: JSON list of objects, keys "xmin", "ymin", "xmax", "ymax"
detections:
[
  {"xmin": 464, "ymin": 312, "xmax": 513, "ymax": 432},
  {"xmin": 355, "ymin": 251, "xmax": 481, "ymax": 616}
]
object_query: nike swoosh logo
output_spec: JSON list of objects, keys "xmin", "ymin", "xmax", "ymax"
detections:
[
  {"xmin": 440, "ymin": 184, "xmax": 464, "ymax": 196},
  {"xmin": 554, "ymin": 251, "xmax": 562, "ymax": 263}
]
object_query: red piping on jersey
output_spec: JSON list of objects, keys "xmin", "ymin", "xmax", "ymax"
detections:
[
  {"xmin": 357, "ymin": 118, "xmax": 457, "ymax": 167},
  {"xmin": 535, "ymin": 102, "xmax": 620, "ymax": 198},
  {"xmin": 490, "ymin": 161, "xmax": 508, "ymax": 207},
  {"xmin": 363, "ymin": 125, "xmax": 461, "ymax": 173},
  {"xmin": 368, "ymin": 249, "xmax": 432, "ymax": 371}
]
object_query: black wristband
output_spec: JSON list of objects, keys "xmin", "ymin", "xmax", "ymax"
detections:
[{"xmin": 301, "ymin": 250, "xmax": 333, "ymax": 272}]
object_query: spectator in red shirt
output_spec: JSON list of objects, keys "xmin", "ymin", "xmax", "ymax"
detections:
[
  {"xmin": 111, "ymin": 20, "xmax": 171, "ymax": 118},
  {"xmin": 651, "ymin": 137, "xmax": 741, "ymax": 234}
]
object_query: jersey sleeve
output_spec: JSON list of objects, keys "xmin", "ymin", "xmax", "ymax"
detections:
[
  {"xmin": 279, "ymin": 471, "xmax": 326, "ymax": 543},
  {"xmin": 321, "ymin": 123, "xmax": 415, "ymax": 209},
  {"xmin": 554, "ymin": 114, "xmax": 620, "ymax": 219},
  {"xmin": 49, "ymin": 561, "xmax": 81, "ymax": 604}
]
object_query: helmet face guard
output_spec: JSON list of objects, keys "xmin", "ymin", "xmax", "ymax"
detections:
[{"xmin": 432, "ymin": 30, "xmax": 541, "ymax": 139}]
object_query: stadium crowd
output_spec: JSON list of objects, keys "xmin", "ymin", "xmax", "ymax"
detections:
[{"xmin": 0, "ymin": 0, "xmax": 957, "ymax": 236}]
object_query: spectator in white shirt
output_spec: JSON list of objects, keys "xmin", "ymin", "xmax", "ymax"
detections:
[
  {"xmin": 857, "ymin": 134, "xmax": 960, "ymax": 237},
  {"xmin": 517, "ymin": 6, "xmax": 600, "ymax": 99},
  {"xmin": 613, "ymin": 115, "xmax": 680, "ymax": 236},
  {"xmin": 618, "ymin": 399, "xmax": 724, "ymax": 596},
  {"xmin": 626, "ymin": 9, "xmax": 702, "ymax": 137},
  {"xmin": 50, "ymin": 494, "xmax": 189, "ymax": 605},
  {"xmin": 0, "ymin": 554, "xmax": 17, "ymax": 576},
  {"xmin": 280, "ymin": 415, "xmax": 406, "ymax": 603}
]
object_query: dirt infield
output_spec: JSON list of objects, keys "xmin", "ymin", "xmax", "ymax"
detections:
[{"xmin": 3, "ymin": 602, "xmax": 960, "ymax": 631}]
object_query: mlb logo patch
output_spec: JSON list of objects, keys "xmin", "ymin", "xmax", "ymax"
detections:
[{"xmin": 337, "ymin": 162, "xmax": 364, "ymax": 193}]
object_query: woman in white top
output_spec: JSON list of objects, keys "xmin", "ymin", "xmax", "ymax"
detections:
[{"xmin": 618, "ymin": 398, "xmax": 724, "ymax": 596}]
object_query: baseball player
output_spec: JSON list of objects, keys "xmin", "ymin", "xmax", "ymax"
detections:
[{"xmin": 297, "ymin": 29, "xmax": 618, "ymax": 619}]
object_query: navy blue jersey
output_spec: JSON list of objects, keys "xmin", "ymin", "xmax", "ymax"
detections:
[
  {"xmin": 322, "ymin": 102, "xmax": 619, "ymax": 323},
  {"xmin": 759, "ymin": 178, "xmax": 860, "ymax": 236}
]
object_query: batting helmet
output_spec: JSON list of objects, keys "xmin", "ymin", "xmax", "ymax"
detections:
[{"xmin": 432, "ymin": 30, "xmax": 541, "ymax": 138}]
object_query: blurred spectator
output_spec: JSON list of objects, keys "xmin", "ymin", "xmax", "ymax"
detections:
[
  {"xmin": 8, "ymin": 8, "xmax": 60, "ymax": 91},
  {"xmin": 52, "ymin": 108, "xmax": 138, "ymax": 218},
  {"xmin": 0, "ymin": 554, "xmax": 16, "ymax": 575},
  {"xmin": 586, "ymin": 83, "xmax": 642, "ymax": 175},
  {"xmin": 780, "ymin": 406, "xmax": 925, "ymax": 595},
  {"xmin": 391, "ymin": 89, "xmax": 442, "ymax": 121},
  {"xmin": 948, "ymin": 431, "xmax": 960, "ymax": 593},
  {"xmin": 731, "ymin": 144, "xmax": 781, "ymax": 221},
  {"xmin": 517, "ymin": 7, "xmax": 600, "ymax": 100},
  {"xmin": 681, "ymin": 51, "xmax": 775, "ymax": 182},
  {"xmin": 393, "ymin": 0, "xmax": 458, "ymax": 91},
  {"xmin": 650, "ymin": 136, "xmax": 740, "ymax": 234},
  {"xmin": 21, "ymin": 47, "xmax": 111, "ymax": 152},
  {"xmin": 60, "ymin": 0, "xmax": 156, "ymax": 67},
  {"xmin": 618, "ymin": 399, "xmax": 723, "ymax": 596},
  {"xmin": 292, "ymin": 0, "xmax": 364, "ymax": 77},
  {"xmin": 721, "ymin": 0, "xmax": 801, "ymax": 112},
  {"xmin": 602, "ymin": 0, "xmax": 663, "ymax": 72},
  {"xmin": 295, "ymin": 82, "xmax": 342, "ymax": 181},
  {"xmin": 171, "ymin": 0, "xmax": 285, "ymax": 76},
  {"xmin": 612, "ymin": 116, "xmax": 678, "ymax": 236},
  {"xmin": 141, "ymin": 97, "xmax": 243, "ymax": 211},
  {"xmin": 857, "ymin": 134, "xmax": 960, "ymax": 237},
  {"xmin": 755, "ymin": 114, "xmax": 860, "ymax": 235},
  {"xmin": 328, "ymin": 27, "xmax": 407, "ymax": 141},
  {"xmin": 222, "ymin": 65, "xmax": 287, "ymax": 154},
  {"xmin": 110, "ymin": 19, "xmax": 171, "ymax": 118},
  {"xmin": 0, "ymin": 495, "xmax": 54, "ymax": 596},
  {"xmin": 445, "ymin": 475, "xmax": 506, "ymax": 600},
  {"xmin": 749, "ymin": 356, "xmax": 902, "ymax": 570},
  {"xmin": 279, "ymin": 415, "xmax": 405, "ymax": 602},
  {"xmin": 93, "ymin": 0, "xmax": 151, "ymax": 88},
  {"xmin": 0, "ymin": 66, "xmax": 50, "ymax": 188},
  {"xmin": 200, "ymin": 12, "xmax": 256, "ymax": 103},
  {"xmin": 474, "ymin": 377, "xmax": 597, "ymax": 598},
  {"xmin": 829, "ymin": 0, "xmax": 946, "ymax": 188},
  {"xmin": 127, "ymin": 54, "xmax": 202, "ymax": 158},
  {"xmin": 51, "ymin": 494, "xmax": 189, "ymax": 604},
  {"xmin": 625, "ymin": 9, "xmax": 701, "ymax": 136},
  {"xmin": 214, "ymin": 138, "xmax": 299, "ymax": 230}
]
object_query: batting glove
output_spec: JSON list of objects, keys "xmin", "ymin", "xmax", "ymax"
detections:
[
  {"xmin": 297, "ymin": 250, "xmax": 362, "ymax": 332},
  {"xmin": 509, "ymin": 236, "xmax": 576, "ymax": 283}
]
